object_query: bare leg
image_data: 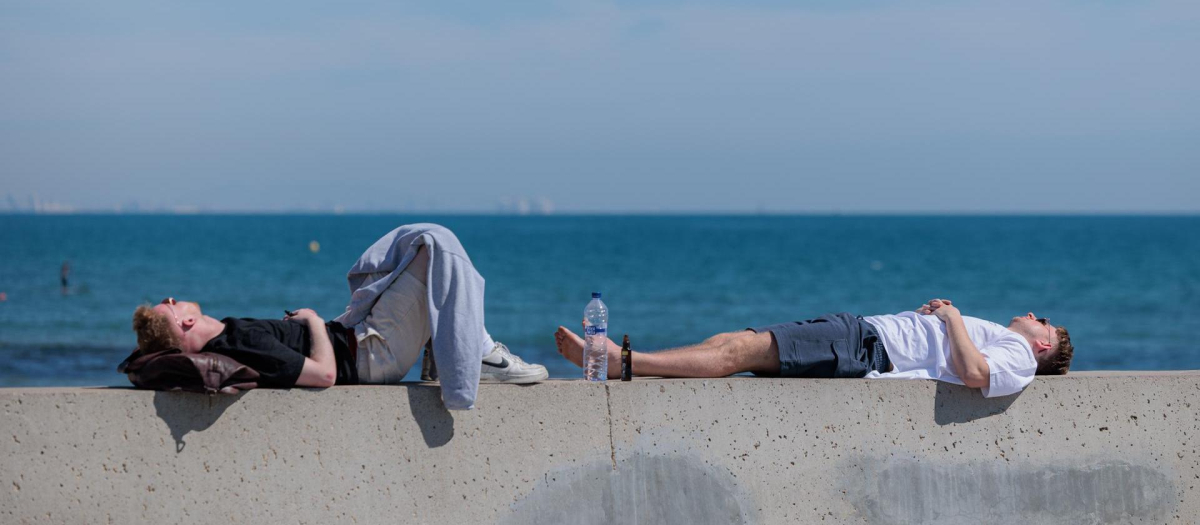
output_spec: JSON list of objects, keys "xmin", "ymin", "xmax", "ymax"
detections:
[{"xmin": 554, "ymin": 327, "xmax": 780, "ymax": 378}]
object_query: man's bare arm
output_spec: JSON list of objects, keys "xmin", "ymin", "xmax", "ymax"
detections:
[
  {"xmin": 288, "ymin": 308, "xmax": 337, "ymax": 388},
  {"xmin": 920, "ymin": 299, "xmax": 990, "ymax": 389}
]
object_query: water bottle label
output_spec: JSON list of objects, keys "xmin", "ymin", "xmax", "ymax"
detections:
[{"xmin": 584, "ymin": 326, "xmax": 606, "ymax": 336}]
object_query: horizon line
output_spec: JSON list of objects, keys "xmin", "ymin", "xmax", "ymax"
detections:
[{"xmin": 1, "ymin": 210, "xmax": 1198, "ymax": 217}]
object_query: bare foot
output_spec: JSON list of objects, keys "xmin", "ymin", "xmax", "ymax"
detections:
[
  {"xmin": 554, "ymin": 326, "xmax": 622, "ymax": 379},
  {"xmin": 580, "ymin": 318, "xmax": 622, "ymax": 355},
  {"xmin": 554, "ymin": 326, "xmax": 585, "ymax": 368}
]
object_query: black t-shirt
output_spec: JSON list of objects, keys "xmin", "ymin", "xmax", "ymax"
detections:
[{"xmin": 201, "ymin": 317, "xmax": 358, "ymax": 387}]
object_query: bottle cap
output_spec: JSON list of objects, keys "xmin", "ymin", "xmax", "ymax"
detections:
[{"xmin": 592, "ymin": 292, "xmax": 602, "ymax": 299}]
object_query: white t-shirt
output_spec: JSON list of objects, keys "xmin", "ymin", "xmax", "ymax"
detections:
[{"xmin": 862, "ymin": 311, "xmax": 1037, "ymax": 398}]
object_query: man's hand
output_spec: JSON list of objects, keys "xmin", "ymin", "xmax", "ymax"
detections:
[
  {"xmin": 285, "ymin": 308, "xmax": 322, "ymax": 322},
  {"xmin": 918, "ymin": 298, "xmax": 990, "ymax": 389},
  {"xmin": 288, "ymin": 307, "xmax": 336, "ymax": 388},
  {"xmin": 916, "ymin": 298, "xmax": 958, "ymax": 321}
]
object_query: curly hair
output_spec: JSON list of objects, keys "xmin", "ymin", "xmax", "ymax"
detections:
[
  {"xmin": 1036, "ymin": 325, "xmax": 1073, "ymax": 375},
  {"xmin": 132, "ymin": 305, "xmax": 181, "ymax": 353}
]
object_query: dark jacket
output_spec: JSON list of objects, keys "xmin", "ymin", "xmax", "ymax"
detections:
[{"xmin": 118, "ymin": 348, "xmax": 259, "ymax": 394}]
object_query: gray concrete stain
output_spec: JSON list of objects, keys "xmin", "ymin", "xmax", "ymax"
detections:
[
  {"xmin": 502, "ymin": 454, "xmax": 752, "ymax": 525},
  {"xmin": 849, "ymin": 457, "xmax": 1175, "ymax": 524}
]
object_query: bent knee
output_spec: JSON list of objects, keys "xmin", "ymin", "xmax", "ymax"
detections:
[
  {"xmin": 420, "ymin": 224, "xmax": 465, "ymax": 251},
  {"xmin": 712, "ymin": 335, "xmax": 756, "ymax": 375},
  {"xmin": 719, "ymin": 331, "xmax": 778, "ymax": 375},
  {"xmin": 705, "ymin": 330, "xmax": 753, "ymax": 346},
  {"xmin": 407, "ymin": 245, "xmax": 431, "ymax": 284}
]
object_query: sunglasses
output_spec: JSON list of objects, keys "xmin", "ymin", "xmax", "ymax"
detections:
[
  {"xmin": 1037, "ymin": 317, "xmax": 1053, "ymax": 342},
  {"xmin": 161, "ymin": 297, "xmax": 180, "ymax": 325}
]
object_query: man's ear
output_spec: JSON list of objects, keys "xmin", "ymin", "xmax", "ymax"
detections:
[
  {"xmin": 181, "ymin": 317, "xmax": 196, "ymax": 330},
  {"xmin": 1033, "ymin": 339, "xmax": 1053, "ymax": 355}
]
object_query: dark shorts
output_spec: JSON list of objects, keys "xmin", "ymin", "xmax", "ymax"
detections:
[{"xmin": 750, "ymin": 312, "xmax": 890, "ymax": 378}]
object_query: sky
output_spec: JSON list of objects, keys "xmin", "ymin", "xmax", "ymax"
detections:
[{"xmin": 1, "ymin": 0, "xmax": 1197, "ymax": 213}]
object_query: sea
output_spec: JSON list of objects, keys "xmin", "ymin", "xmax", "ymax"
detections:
[{"xmin": 1, "ymin": 214, "xmax": 1197, "ymax": 387}]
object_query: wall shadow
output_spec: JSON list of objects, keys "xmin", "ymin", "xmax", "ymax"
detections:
[
  {"xmin": 501, "ymin": 453, "xmax": 755, "ymax": 525},
  {"xmin": 933, "ymin": 382, "xmax": 1021, "ymax": 425},
  {"xmin": 406, "ymin": 385, "xmax": 455, "ymax": 448},
  {"xmin": 847, "ymin": 456, "xmax": 1174, "ymax": 523},
  {"xmin": 152, "ymin": 391, "xmax": 244, "ymax": 453}
]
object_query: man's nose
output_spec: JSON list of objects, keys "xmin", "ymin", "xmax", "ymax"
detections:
[{"xmin": 1026, "ymin": 312, "xmax": 1036, "ymax": 319}]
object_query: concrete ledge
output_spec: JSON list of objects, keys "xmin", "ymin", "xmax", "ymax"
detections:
[{"xmin": 3, "ymin": 374, "xmax": 1199, "ymax": 524}]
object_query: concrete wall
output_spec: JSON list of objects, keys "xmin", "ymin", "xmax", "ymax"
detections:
[{"xmin": 2, "ymin": 373, "xmax": 1198, "ymax": 524}]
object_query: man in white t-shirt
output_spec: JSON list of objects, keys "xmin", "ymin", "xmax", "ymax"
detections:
[{"xmin": 554, "ymin": 298, "xmax": 1074, "ymax": 398}]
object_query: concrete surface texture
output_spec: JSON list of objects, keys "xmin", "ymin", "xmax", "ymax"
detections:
[{"xmin": 2, "ymin": 373, "xmax": 1198, "ymax": 524}]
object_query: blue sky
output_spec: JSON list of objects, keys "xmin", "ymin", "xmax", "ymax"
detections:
[{"xmin": 1, "ymin": 0, "xmax": 1197, "ymax": 213}]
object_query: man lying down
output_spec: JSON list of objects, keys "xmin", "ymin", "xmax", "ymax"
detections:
[
  {"xmin": 555, "ymin": 299, "xmax": 1073, "ymax": 398},
  {"xmin": 126, "ymin": 223, "xmax": 547, "ymax": 410}
]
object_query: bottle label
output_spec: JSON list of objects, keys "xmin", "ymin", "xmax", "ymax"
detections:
[{"xmin": 584, "ymin": 326, "xmax": 606, "ymax": 336}]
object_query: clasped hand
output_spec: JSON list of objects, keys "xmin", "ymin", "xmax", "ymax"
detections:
[
  {"xmin": 284, "ymin": 308, "xmax": 321, "ymax": 322},
  {"xmin": 916, "ymin": 298, "xmax": 959, "ymax": 321}
]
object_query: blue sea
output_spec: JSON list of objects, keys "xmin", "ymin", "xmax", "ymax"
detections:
[{"xmin": 1, "ymin": 214, "xmax": 1197, "ymax": 387}]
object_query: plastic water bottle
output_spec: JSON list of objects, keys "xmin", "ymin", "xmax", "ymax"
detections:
[{"xmin": 583, "ymin": 292, "xmax": 609, "ymax": 381}]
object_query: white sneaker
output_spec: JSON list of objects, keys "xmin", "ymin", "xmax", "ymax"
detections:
[{"xmin": 481, "ymin": 342, "xmax": 548, "ymax": 383}]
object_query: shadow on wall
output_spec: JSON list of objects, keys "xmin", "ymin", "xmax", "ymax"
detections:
[
  {"xmin": 848, "ymin": 456, "xmax": 1175, "ymax": 524},
  {"xmin": 501, "ymin": 453, "xmax": 754, "ymax": 525},
  {"xmin": 933, "ymin": 382, "xmax": 1021, "ymax": 425},
  {"xmin": 152, "ymin": 391, "xmax": 244, "ymax": 452},
  {"xmin": 150, "ymin": 385, "xmax": 457, "ymax": 452},
  {"xmin": 406, "ymin": 384, "xmax": 455, "ymax": 448}
]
